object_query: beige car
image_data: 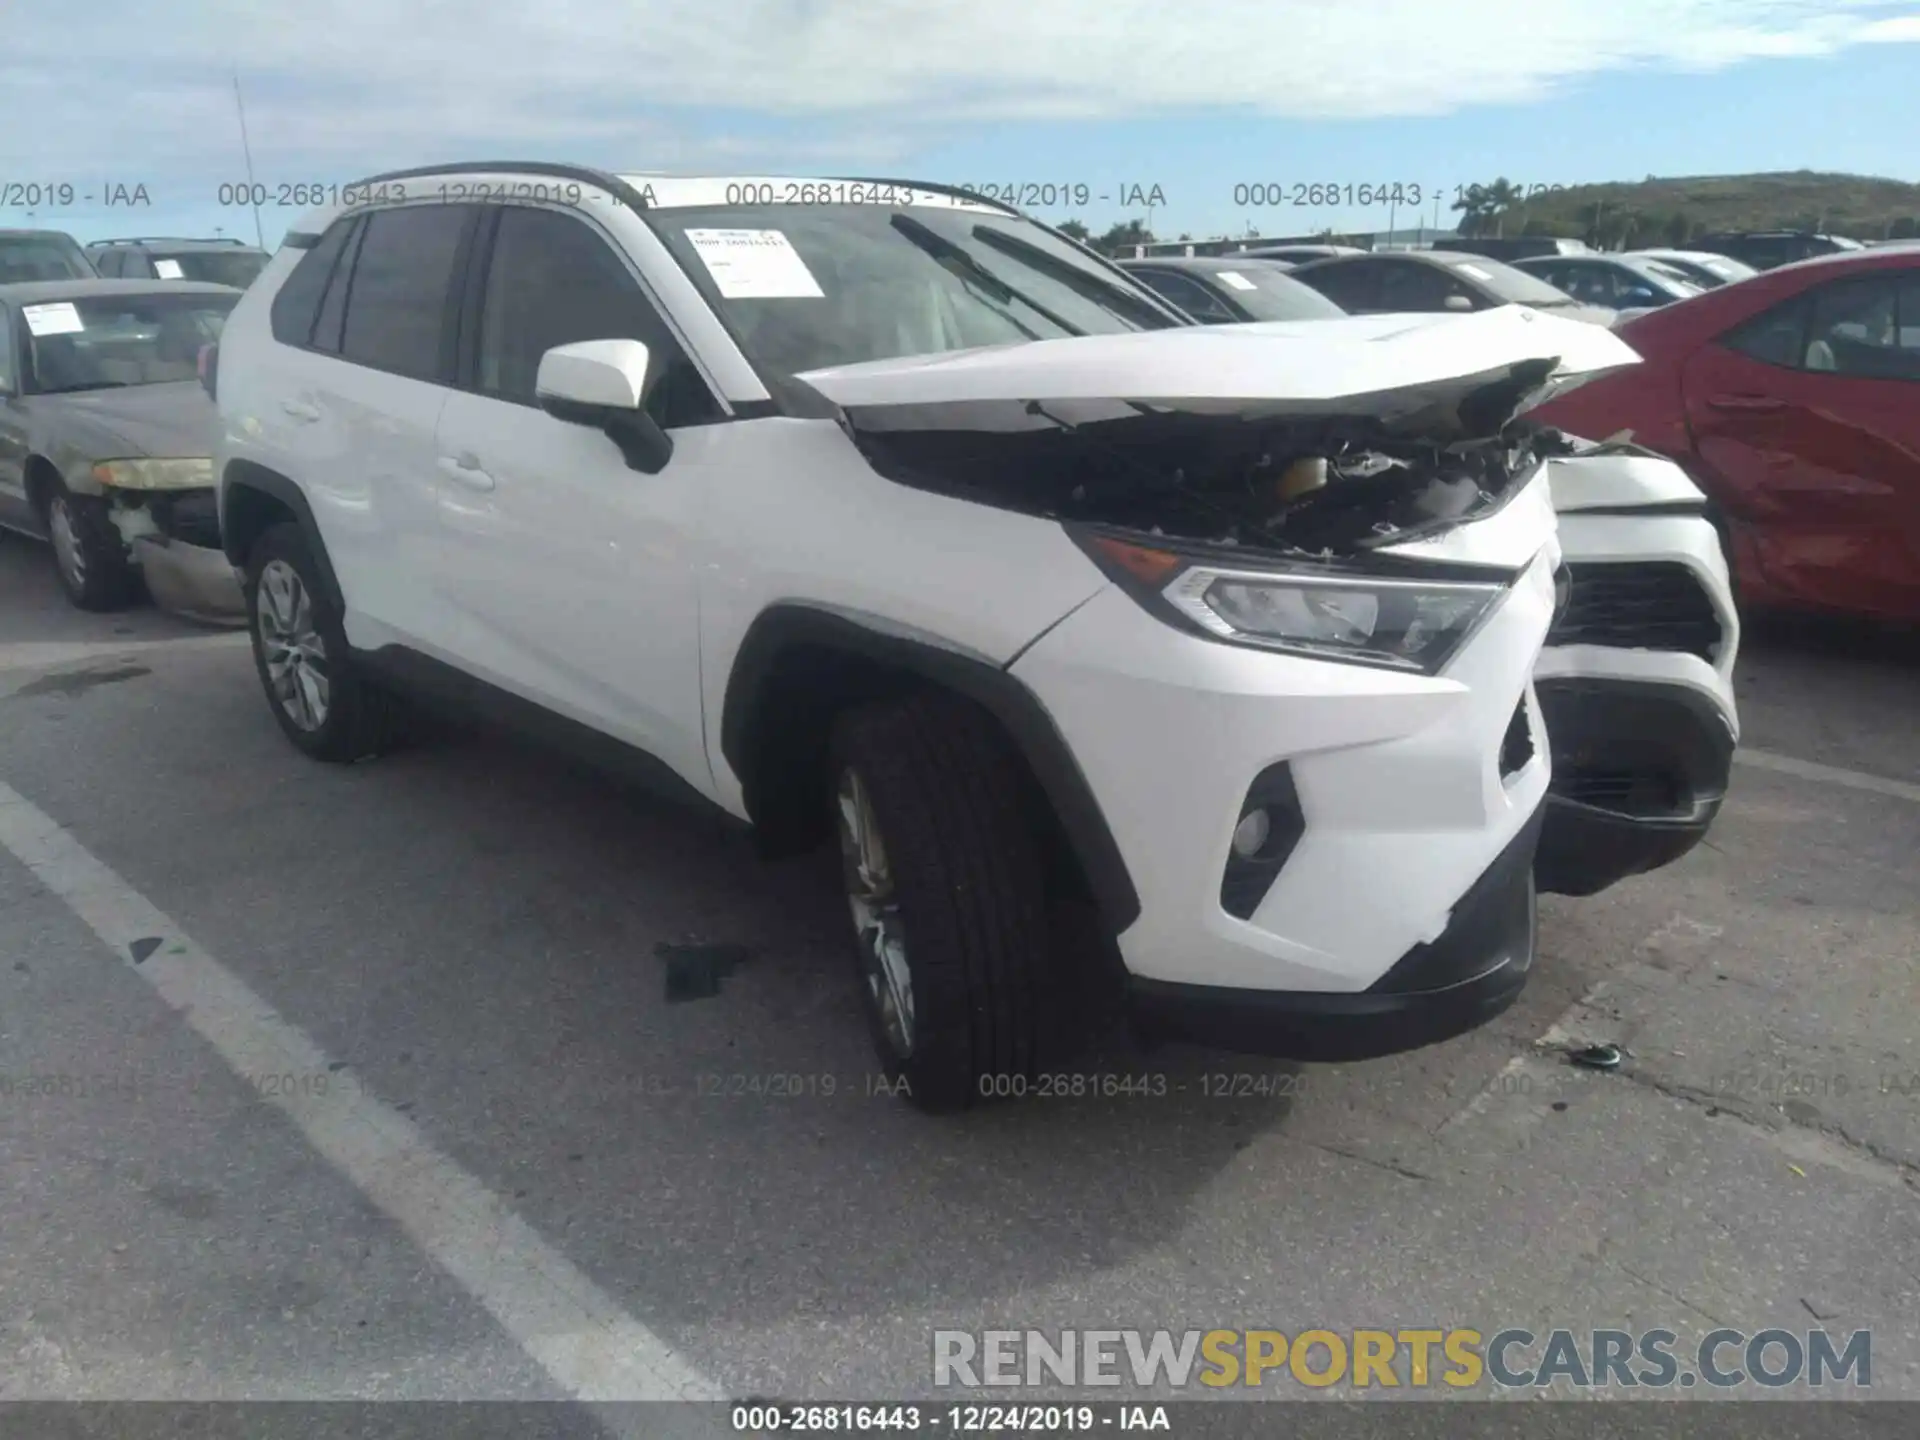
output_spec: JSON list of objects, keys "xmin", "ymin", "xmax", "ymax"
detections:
[{"xmin": 0, "ymin": 277, "xmax": 244, "ymax": 621}]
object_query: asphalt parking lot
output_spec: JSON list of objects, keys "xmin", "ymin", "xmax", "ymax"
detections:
[{"xmin": 2, "ymin": 532, "xmax": 1917, "ymax": 1422}]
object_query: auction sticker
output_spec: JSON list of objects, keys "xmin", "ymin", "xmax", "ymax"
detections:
[
  {"xmin": 685, "ymin": 229, "xmax": 825, "ymax": 299},
  {"xmin": 21, "ymin": 302, "xmax": 84, "ymax": 336},
  {"xmin": 153, "ymin": 259, "xmax": 185, "ymax": 279}
]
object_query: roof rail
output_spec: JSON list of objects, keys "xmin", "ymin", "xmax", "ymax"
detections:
[
  {"xmin": 346, "ymin": 159, "xmax": 658, "ymax": 212},
  {"xmin": 87, "ymin": 236, "xmax": 250, "ymax": 247}
]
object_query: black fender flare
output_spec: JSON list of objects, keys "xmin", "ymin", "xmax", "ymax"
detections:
[
  {"xmin": 720, "ymin": 604, "xmax": 1141, "ymax": 936},
  {"xmin": 219, "ymin": 461, "xmax": 345, "ymax": 614}
]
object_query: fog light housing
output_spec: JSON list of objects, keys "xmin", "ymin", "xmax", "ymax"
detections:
[{"xmin": 1220, "ymin": 764, "xmax": 1306, "ymax": 921}]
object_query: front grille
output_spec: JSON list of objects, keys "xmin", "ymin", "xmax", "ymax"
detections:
[
  {"xmin": 152, "ymin": 491, "xmax": 223, "ymax": 549},
  {"xmin": 1556, "ymin": 766, "xmax": 1684, "ymax": 816},
  {"xmin": 1499, "ymin": 700, "xmax": 1534, "ymax": 778},
  {"xmin": 1549, "ymin": 562, "xmax": 1721, "ymax": 662}
]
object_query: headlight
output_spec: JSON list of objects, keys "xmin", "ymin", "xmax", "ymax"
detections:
[
  {"xmin": 91, "ymin": 458, "xmax": 214, "ymax": 491},
  {"xmin": 1076, "ymin": 533, "xmax": 1508, "ymax": 676}
]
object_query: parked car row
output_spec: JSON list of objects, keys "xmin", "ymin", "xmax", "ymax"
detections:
[
  {"xmin": 6, "ymin": 164, "xmax": 1737, "ymax": 1112},
  {"xmin": 1119, "ymin": 232, "xmax": 1920, "ymax": 627},
  {"xmin": 0, "ymin": 227, "xmax": 270, "ymax": 285}
]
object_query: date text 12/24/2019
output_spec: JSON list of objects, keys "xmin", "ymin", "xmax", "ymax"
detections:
[
  {"xmin": 2, "ymin": 182, "xmax": 150, "ymax": 209},
  {"xmin": 731, "ymin": 1403, "xmax": 1171, "ymax": 1432}
]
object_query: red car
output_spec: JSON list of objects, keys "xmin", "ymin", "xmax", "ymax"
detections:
[{"xmin": 1534, "ymin": 244, "xmax": 1920, "ymax": 622}]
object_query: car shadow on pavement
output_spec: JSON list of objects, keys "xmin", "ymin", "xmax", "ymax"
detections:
[{"xmin": 299, "ymin": 724, "xmax": 1307, "ymax": 1329}]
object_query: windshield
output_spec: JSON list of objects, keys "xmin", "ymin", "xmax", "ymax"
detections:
[
  {"xmin": 0, "ymin": 237, "xmax": 95, "ymax": 283},
  {"xmin": 23, "ymin": 293, "xmax": 236, "ymax": 393},
  {"xmin": 159, "ymin": 250, "xmax": 267, "ymax": 288},
  {"xmin": 1442, "ymin": 254, "xmax": 1592, "ymax": 307},
  {"xmin": 645, "ymin": 203, "xmax": 1181, "ymax": 377},
  {"xmin": 1210, "ymin": 266, "xmax": 1347, "ymax": 321}
]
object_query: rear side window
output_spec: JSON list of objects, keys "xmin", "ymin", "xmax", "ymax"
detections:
[
  {"xmin": 270, "ymin": 220, "xmax": 354, "ymax": 346},
  {"xmin": 1722, "ymin": 296, "xmax": 1807, "ymax": 368},
  {"xmin": 473, "ymin": 205, "xmax": 720, "ymax": 425},
  {"xmin": 339, "ymin": 205, "xmax": 476, "ymax": 383}
]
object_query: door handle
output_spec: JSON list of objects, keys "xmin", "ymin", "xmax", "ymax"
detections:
[
  {"xmin": 1706, "ymin": 394, "xmax": 1785, "ymax": 413},
  {"xmin": 437, "ymin": 454, "xmax": 496, "ymax": 492},
  {"xmin": 280, "ymin": 399, "xmax": 321, "ymax": 422}
]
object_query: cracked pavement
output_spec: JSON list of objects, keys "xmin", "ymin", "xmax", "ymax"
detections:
[{"xmin": 1, "ymin": 537, "xmax": 1916, "ymax": 1409}]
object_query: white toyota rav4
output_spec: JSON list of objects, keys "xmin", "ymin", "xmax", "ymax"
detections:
[{"xmin": 212, "ymin": 165, "xmax": 1739, "ymax": 1109}]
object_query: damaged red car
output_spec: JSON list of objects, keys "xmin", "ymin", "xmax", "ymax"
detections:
[{"xmin": 1532, "ymin": 244, "xmax": 1920, "ymax": 623}]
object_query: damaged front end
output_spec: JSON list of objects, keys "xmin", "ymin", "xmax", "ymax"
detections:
[
  {"xmin": 806, "ymin": 307, "xmax": 1640, "ymax": 575},
  {"xmin": 99, "ymin": 474, "xmax": 246, "ymax": 626},
  {"xmin": 836, "ymin": 371, "xmax": 1560, "ymax": 563}
]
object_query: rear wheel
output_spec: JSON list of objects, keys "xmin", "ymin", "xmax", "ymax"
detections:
[
  {"xmin": 46, "ymin": 484, "xmax": 140, "ymax": 611},
  {"xmin": 830, "ymin": 692, "xmax": 1053, "ymax": 1112},
  {"xmin": 244, "ymin": 522, "xmax": 411, "ymax": 761}
]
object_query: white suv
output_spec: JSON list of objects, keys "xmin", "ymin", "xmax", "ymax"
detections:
[{"xmin": 213, "ymin": 164, "xmax": 1738, "ymax": 1109}]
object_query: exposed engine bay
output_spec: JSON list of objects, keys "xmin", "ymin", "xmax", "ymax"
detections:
[{"xmin": 842, "ymin": 381, "xmax": 1581, "ymax": 559}]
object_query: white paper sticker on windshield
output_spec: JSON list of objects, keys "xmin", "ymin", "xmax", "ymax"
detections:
[
  {"xmin": 153, "ymin": 259, "xmax": 185, "ymax": 279},
  {"xmin": 21, "ymin": 302, "xmax": 84, "ymax": 336},
  {"xmin": 1457, "ymin": 263, "xmax": 1493, "ymax": 281},
  {"xmin": 1215, "ymin": 271, "xmax": 1258, "ymax": 291},
  {"xmin": 684, "ymin": 229, "xmax": 824, "ymax": 299}
]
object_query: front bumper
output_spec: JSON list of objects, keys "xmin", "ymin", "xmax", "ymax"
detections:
[
  {"xmin": 1535, "ymin": 495, "xmax": 1741, "ymax": 896},
  {"xmin": 132, "ymin": 534, "xmax": 246, "ymax": 625},
  {"xmin": 1533, "ymin": 677, "xmax": 1734, "ymax": 896},
  {"xmin": 1009, "ymin": 542, "xmax": 1558, "ymax": 1002},
  {"xmin": 1132, "ymin": 799, "xmax": 1543, "ymax": 1062},
  {"xmin": 109, "ymin": 487, "xmax": 246, "ymax": 625}
]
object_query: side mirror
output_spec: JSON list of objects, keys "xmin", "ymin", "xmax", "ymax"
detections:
[
  {"xmin": 535, "ymin": 339, "xmax": 675, "ymax": 474},
  {"xmin": 1444, "ymin": 293, "xmax": 1475, "ymax": 312}
]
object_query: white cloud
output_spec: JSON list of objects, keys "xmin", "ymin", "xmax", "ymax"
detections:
[{"xmin": 4, "ymin": 0, "xmax": 1918, "ymax": 178}]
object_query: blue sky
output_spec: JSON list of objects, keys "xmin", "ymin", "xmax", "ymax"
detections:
[{"xmin": 7, "ymin": 0, "xmax": 1920, "ymax": 248}]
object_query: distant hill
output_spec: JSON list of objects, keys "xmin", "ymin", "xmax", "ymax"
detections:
[{"xmin": 1457, "ymin": 170, "xmax": 1920, "ymax": 247}]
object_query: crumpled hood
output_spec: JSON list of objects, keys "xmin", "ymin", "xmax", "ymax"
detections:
[
  {"xmin": 28, "ymin": 381, "xmax": 216, "ymax": 460},
  {"xmin": 797, "ymin": 306, "xmax": 1640, "ymax": 426}
]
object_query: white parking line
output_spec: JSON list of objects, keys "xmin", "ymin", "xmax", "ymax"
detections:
[
  {"xmin": 1736, "ymin": 747, "xmax": 1920, "ymax": 805},
  {"xmin": 0, "ymin": 777, "xmax": 724, "ymax": 1408}
]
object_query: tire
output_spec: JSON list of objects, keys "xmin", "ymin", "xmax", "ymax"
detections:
[
  {"xmin": 829, "ymin": 691, "xmax": 1054, "ymax": 1112},
  {"xmin": 45, "ymin": 483, "xmax": 140, "ymax": 611},
  {"xmin": 243, "ymin": 522, "xmax": 411, "ymax": 762}
]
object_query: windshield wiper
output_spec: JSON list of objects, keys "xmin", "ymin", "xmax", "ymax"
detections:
[
  {"xmin": 970, "ymin": 226, "xmax": 1181, "ymax": 329},
  {"xmin": 890, "ymin": 215, "xmax": 1081, "ymax": 338}
]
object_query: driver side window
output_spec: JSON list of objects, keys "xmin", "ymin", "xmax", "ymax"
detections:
[
  {"xmin": 0, "ymin": 308, "xmax": 15, "ymax": 392},
  {"xmin": 475, "ymin": 205, "xmax": 722, "ymax": 427},
  {"xmin": 1379, "ymin": 262, "xmax": 1474, "ymax": 311}
]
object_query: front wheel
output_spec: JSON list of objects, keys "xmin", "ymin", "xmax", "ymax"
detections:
[
  {"xmin": 830, "ymin": 692, "xmax": 1054, "ymax": 1112},
  {"xmin": 47, "ymin": 485, "xmax": 140, "ymax": 611},
  {"xmin": 244, "ymin": 522, "xmax": 411, "ymax": 761}
]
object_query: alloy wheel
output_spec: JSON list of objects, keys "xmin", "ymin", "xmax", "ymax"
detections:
[
  {"xmin": 48, "ymin": 496, "xmax": 86, "ymax": 592},
  {"xmin": 256, "ymin": 559, "xmax": 331, "ymax": 731},
  {"xmin": 836, "ymin": 766, "xmax": 915, "ymax": 1059}
]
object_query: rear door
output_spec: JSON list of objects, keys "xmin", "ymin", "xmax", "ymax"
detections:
[
  {"xmin": 1681, "ymin": 270, "xmax": 1920, "ymax": 618},
  {"xmin": 288, "ymin": 202, "xmax": 481, "ymax": 650},
  {"xmin": 428, "ymin": 201, "xmax": 725, "ymax": 785}
]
